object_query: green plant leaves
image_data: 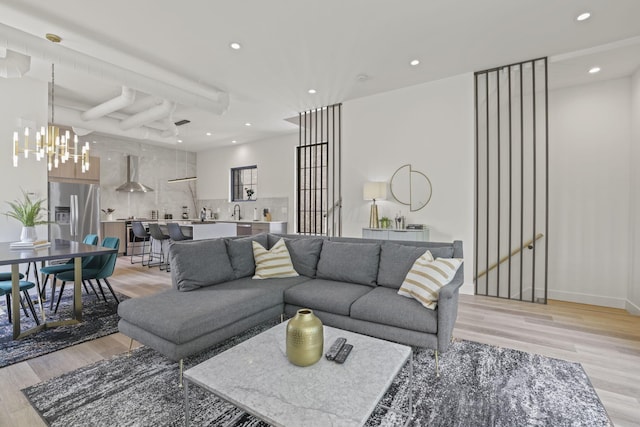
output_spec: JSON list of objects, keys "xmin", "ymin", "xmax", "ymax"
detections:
[{"xmin": 4, "ymin": 190, "xmax": 48, "ymax": 227}]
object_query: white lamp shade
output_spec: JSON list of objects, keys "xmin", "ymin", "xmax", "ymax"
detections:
[{"xmin": 363, "ymin": 181, "xmax": 387, "ymax": 201}]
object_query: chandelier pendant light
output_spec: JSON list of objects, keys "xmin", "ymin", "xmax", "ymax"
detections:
[{"xmin": 12, "ymin": 62, "xmax": 90, "ymax": 173}]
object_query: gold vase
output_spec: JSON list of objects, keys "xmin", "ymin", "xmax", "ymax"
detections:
[{"xmin": 286, "ymin": 308, "xmax": 324, "ymax": 367}]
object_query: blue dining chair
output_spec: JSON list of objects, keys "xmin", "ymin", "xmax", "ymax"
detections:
[
  {"xmin": 54, "ymin": 237, "xmax": 120, "ymax": 313},
  {"xmin": 41, "ymin": 234, "xmax": 99, "ymax": 309},
  {"xmin": 0, "ymin": 274, "xmax": 40, "ymax": 325}
]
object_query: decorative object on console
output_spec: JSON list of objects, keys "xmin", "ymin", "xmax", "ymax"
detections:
[
  {"xmin": 286, "ymin": 308, "xmax": 324, "ymax": 367},
  {"xmin": 379, "ymin": 216, "xmax": 392, "ymax": 229},
  {"xmin": 4, "ymin": 190, "xmax": 48, "ymax": 242},
  {"xmin": 363, "ymin": 181, "xmax": 387, "ymax": 228},
  {"xmin": 390, "ymin": 164, "xmax": 432, "ymax": 211}
]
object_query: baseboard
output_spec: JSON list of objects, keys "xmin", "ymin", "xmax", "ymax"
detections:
[
  {"xmin": 548, "ymin": 289, "xmax": 627, "ymax": 310},
  {"xmin": 460, "ymin": 282, "xmax": 475, "ymax": 295},
  {"xmin": 626, "ymin": 299, "xmax": 640, "ymax": 315}
]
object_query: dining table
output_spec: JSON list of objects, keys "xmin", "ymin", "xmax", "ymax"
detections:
[{"xmin": 0, "ymin": 238, "xmax": 118, "ymax": 340}]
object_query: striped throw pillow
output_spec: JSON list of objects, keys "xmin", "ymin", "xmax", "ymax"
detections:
[
  {"xmin": 252, "ymin": 238, "xmax": 299, "ymax": 279},
  {"xmin": 397, "ymin": 253, "xmax": 462, "ymax": 310}
]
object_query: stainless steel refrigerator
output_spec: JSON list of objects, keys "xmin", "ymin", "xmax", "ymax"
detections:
[{"xmin": 48, "ymin": 182, "xmax": 100, "ymax": 242}]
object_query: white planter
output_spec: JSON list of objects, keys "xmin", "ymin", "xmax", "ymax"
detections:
[{"xmin": 20, "ymin": 226, "xmax": 38, "ymax": 243}]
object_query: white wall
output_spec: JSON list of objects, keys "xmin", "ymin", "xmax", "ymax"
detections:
[
  {"xmin": 548, "ymin": 78, "xmax": 631, "ymax": 308},
  {"xmin": 0, "ymin": 76, "xmax": 48, "ymax": 244},
  {"xmin": 629, "ymin": 70, "xmax": 640, "ymax": 314},
  {"xmin": 341, "ymin": 73, "xmax": 476, "ymax": 291},
  {"xmin": 197, "ymin": 133, "xmax": 299, "ymax": 223}
]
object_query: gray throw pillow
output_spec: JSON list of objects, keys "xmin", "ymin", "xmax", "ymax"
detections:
[
  {"xmin": 226, "ymin": 233, "xmax": 269, "ymax": 278},
  {"xmin": 284, "ymin": 238, "xmax": 324, "ymax": 277},
  {"xmin": 169, "ymin": 239, "xmax": 235, "ymax": 291},
  {"xmin": 377, "ymin": 242, "xmax": 430, "ymax": 289},
  {"xmin": 316, "ymin": 240, "xmax": 381, "ymax": 286}
]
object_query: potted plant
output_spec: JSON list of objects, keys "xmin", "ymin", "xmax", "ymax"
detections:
[
  {"xmin": 4, "ymin": 190, "xmax": 49, "ymax": 242},
  {"xmin": 245, "ymin": 187, "xmax": 255, "ymax": 200},
  {"xmin": 102, "ymin": 208, "xmax": 116, "ymax": 221}
]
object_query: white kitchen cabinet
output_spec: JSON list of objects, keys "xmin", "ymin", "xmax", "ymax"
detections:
[{"xmin": 362, "ymin": 227, "xmax": 429, "ymax": 242}]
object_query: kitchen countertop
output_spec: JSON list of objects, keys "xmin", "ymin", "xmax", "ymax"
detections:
[{"xmin": 100, "ymin": 219, "xmax": 287, "ymax": 224}]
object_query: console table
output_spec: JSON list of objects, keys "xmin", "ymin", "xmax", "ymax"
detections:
[{"xmin": 362, "ymin": 227, "xmax": 429, "ymax": 241}]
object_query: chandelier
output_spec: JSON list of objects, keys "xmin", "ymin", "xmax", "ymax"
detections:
[{"xmin": 12, "ymin": 63, "xmax": 90, "ymax": 173}]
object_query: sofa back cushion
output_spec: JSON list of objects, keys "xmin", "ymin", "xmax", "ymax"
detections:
[
  {"xmin": 377, "ymin": 242, "xmax": 431, "ymax": 289},
  {"xmin": 226, "ymin": 233, "xmax": 269, "ymax": 278},
  {"xmin": 170, "ymin": 239, "xmax": 235, "ymax": 291},
  {"xmin": 268, "ymin": 234, "xmax": 324, "ymax": 278},
  {"xmin": 316, "ymin": 240, "xmax": 380, "ymax": 286}
]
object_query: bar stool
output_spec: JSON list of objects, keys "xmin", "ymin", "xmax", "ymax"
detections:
[
  {"xmin": 148, "ymin": 223, "xmax": 171, "ymax": 271},
  {"xmin": 167, "ymin": 222, "xmax": 192, "ymax": 241},
  {"xmin": 130, "ymin": 221, "xmax": 151, "ymax": 265}
]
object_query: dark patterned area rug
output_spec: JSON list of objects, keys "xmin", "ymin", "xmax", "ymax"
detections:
[
  {"xmin": 23, "ymin": 321, "xmax": 610, "ymax": 427},
  {"xmin": 0, "ymin": 290, "xmax": 125, "ymax": 368}
]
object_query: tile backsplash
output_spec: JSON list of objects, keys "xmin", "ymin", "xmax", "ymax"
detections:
[{"xmin": 198, "ymin": 198, "xmax": 289, "ymax": 221}]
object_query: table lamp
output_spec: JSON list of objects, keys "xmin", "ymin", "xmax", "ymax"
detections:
[{"xmin": 363, "ymin": 182, "xmax": 387, "ymax": 228}]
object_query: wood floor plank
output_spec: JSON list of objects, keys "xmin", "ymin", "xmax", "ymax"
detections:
[{"xmin": 1, "ymin": 257, "xmax": 639, "ymax": 425}]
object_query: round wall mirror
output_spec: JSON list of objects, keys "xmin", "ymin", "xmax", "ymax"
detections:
[{"xmin": 390, "ymin": 164, "xmax": 432, "ymax": 211}]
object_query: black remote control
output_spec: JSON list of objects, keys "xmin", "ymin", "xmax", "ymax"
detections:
[
  {"xmin": 334, "ymin": 343, "xmax": 353, "ymax": 364},
  {"xmin": 325, "ymin": 337, "xmax": 347, "ymax": 361}
]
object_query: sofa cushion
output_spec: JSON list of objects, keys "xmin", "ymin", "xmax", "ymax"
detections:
[
  {"xmin": 252, "ymin": 238, "xmax": 299, "ymax": 279},
  {"xmin": 268, "ymin": 235, "xmax": 324, "ymax": 278},
  {"xmin": 283, "ymin": 279, "xmax": 373, "ymax": 316},
  {"xmin": 423, "ymin": 245, "xmax": 455, "ymax": 259},
  {"xmin": 350, "ymin": 286, "xmax": 438, "ymax": 333},
  {"xmin": 377, "ymin": 242, "xmax": 432, "ymax": 289},
  {"xmin": 398, "ymin": 255, "xmax": 463, "ymax": 310},
  {"xmin": 169, "ymin": 239, "xmax": 235, "ymax": 291},
  {"xmin": 117, "ymin": 286, "xmax": 281, "ymax": 344},
  {"xmin": 226, "ymin": 233, "xmax": 269, "ymax": 278},
  {"xmin": 316, "ymin": 241, "xmax": 381, "ymax": 286},
  {"xmin": 213, "ymin": 275, "xmax": 312, "ymax": 293}
]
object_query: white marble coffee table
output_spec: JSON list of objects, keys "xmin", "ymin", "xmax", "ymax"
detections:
[{"xmin": 183, "ymin": 322, "xmax": 413, "ymax": 427}]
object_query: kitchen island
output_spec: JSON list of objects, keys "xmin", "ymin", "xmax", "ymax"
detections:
[{"xmin": 101, "ymin": 220, "xmax": 288, "ymax": 255}]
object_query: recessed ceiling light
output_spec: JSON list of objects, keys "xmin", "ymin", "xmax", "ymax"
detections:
[
  {"xmin": 206, "ymin": 132, "xmax": 212, "ymax": 136},
  {"xmin": 232, "ymin": 140, "xmax": 237, "ymax": 144},
  {"xmin": 230, "ymin": 42, "xmax": 241, "ymax": 50},
  {"xmin": 177, "ymin": 139, "xmax": 183, "ymax": 143},
  {"xmin": 245, "ymin": 122, "xmax": 252, "ymax": 127},
  {"xmin": 576, "ymin": 12, "xmax": 591, "ymax": 21},
  {"xmin": 308, "ymin": 89, "xmax": 317, "ymax": 94},
  {"xmin": 410, "ymin": 59, "xmax": 420, "ymax": 66},
  {"xmin": 589, "ymin": 66, "xmax": 601, "ymax": 74}
]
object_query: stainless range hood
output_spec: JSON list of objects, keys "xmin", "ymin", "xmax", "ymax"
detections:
[{"xmin": 116, "ymin": 155, "xmax": 154, "ymax": 192}]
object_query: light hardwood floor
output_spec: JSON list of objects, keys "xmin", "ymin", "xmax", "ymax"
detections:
[{"xmin": 1, "ymin": 257, "xmax": 639, "ymax": 426}]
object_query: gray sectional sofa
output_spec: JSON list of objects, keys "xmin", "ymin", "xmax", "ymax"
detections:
[{"xmin": 118, "ymin": 233, "xmax": 464, "ymax": 375}]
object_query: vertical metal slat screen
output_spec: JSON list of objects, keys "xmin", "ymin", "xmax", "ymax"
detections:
[
  {"xmin": 474, "ymin": 58, "xmax": 549, "ymax": 303},
  {"xmin": 297, "ymin": 104, "xmax": 341, "ymax": 235}
]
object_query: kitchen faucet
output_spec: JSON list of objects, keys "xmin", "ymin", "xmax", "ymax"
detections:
[{"xmin": 233, "ymin": 204, "xmax": 241, "ymax": 220}]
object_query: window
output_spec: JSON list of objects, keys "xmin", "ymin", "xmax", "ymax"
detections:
[{"xmin": 231, "ymin": 165, "xmax": 257, "ymax": 201}]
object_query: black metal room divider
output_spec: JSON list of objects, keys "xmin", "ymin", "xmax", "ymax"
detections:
[
  {"xmin": 474, "ymin": 58, "xmax": 549, "ymax": 303},
  {"xmin": 297, "ymin": 103, "xmax": 342, "ymax": 236}
]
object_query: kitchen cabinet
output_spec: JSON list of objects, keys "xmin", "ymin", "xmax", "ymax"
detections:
[
  {"xmin": 362, "ymin": 227, "xmax": 429, "ymax": 242},
  {"xmin": 235, "ymin": 222, "xmax": 287, "ymax": 236},
  {"xmin": 48, "ymin": 156, "xmax": 100, "ymax": 184},
  {"xmin": 101, "ymin": 221, "xmax": 126, "ymax": 254}
]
